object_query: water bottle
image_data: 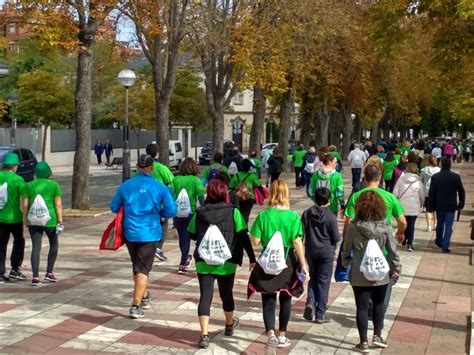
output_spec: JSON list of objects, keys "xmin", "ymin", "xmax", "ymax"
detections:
[
  {"xmin": 297, "ymin": 272, "xmax": 306, "ymax": 282},
  {"xmin": 56, "ymin": 223, "xmax": 64, "ymax": 236}
]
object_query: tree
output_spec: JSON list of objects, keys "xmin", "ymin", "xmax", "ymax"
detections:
[{"xmin": 16, "ymin": 70, "xmax": 74, "ymax": 160}]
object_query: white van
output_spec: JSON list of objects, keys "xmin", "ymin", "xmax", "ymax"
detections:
[{"xmin": 151, "ymin": 140, "xmax": 183, "ymax": 169}]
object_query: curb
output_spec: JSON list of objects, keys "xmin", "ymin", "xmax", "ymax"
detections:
[{"xmin": 63, "ymin": 210, "xmax": 111, "ymax": 218}]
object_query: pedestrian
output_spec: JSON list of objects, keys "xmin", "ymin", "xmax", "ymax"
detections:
[
  {"xmin": 301, "ymin": 187, "xmax": 340, "ymax": 323},
  {"xmin": 348, "ymin": 143, "xmax": 366, "ymax": 187},
  {"xmin": 443, "ymin": 141, "xmax": 455, "ymax": 161},
  {"xmin": 382, "ymin": 151, "xmax": 398, "ymax": 192},
  {"xmin": 249, "ymin": 151, "xmax": 262, "ymax": 179},
  {"xmin": 407, "ymin": 150, "xmax": 422, "ymax": 170},
  {"xmin": 229, "ymin": 159, "xmax": 264, "ymax": 223},
  {"xmin": 343, "ymin": 191, "xmax": 401, "ymax": 353},
  {"xmin": 201, "ymin": 152, "xmax": 228, "ymax": 186},
  {"xmin": 462, "ymin": 140, "xmax": 471, "ymax": 162},
  {"xmin": 427, "ymin": 158, "xmax": 465, "ymax": 253},
  {"xmin": 393, "ymin": 163, "xmax": 424, "ymax": 251},
  {"xmin": 392, "ymin": 155, "xmax": 408, "ymax": 188},
  {"xmin": 94, "ymin": 139, "xmax": 104, "ymax": 165},
  {"xmin": 328, "ymin": 145, "xmax": 342, "ymax": 172},
  {"xmin": 393, "ymin": 147, "xmax": 401, "ymax": 164},
  {"xmin": 214, "ymin": 171, "xmax": 240, "ymax": 206},
  {"xmin": 456, "ymin": 141, "xmax": 463, "ymax": 164},
  {"xmin": 302, "ymin": 147, "xmax": 319, "ymax": 197},
  {"xmin": 0, "ymin": 153, "xmax": 27, "ymax": 283},
  {"xmin": 309, "ymin": 154, "xmax": 345, "ymax": 217},
  {"xmin": 262, "ymin": 147, "xmax": 273, "ymax": 188},
  {"xmin": 224, "ymin": 147, "xmax": 243, "ymax": 176},
  {"xmin": 170, "ymin": 158, "xmax": 205, "ymax": 274},
  {"xmin": 401, "ymin": 140, "xmax": 411, "ymax": 156},
  {"xmin": 22, "ymin": 162, "xmax": 63, "ymax": 286},
  {"xmin": 376, "ymin": 145, "xmax": 386, "ymax": 161},
  {"xmin": 420, "ymin": 154, "xmax": 440, "ymax": 232},
  {"xmin": 267, "ymin": 147, "xmax": 284, "ymax": 184},
  {"xmin": 104, "ymin": 139, "xmax": 113, "ymax": 164},
  {"xmin": 145, "ymin": 143, "xmax": 175, "ymax": 262},
  {"xmin": 110, "ymin": 154, "xmax": 177, "ymax": 319},
  {"xmin": 293, "ymin": 144, "xmax": 307, "ymax": 190},
  {"xmin": 248, "ymin": 180, "xmax": 308, "ymax": 352},
  {"xmin": 188, "ymin": 179, "xmax": 256, "ymax": 349},
  {"xmin": 431, "ymin": 143, "xmax": 442, "ymax": 165}
]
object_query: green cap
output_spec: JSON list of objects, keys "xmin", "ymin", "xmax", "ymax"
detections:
[
  {"xmin": 3, "ymin": 153, "xmax": 20, "ymax": 165},
  {"xmin": 35, "ymin": 161, "xmax": 52, "ymax": 178}
]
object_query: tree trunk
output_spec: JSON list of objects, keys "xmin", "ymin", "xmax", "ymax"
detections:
[
  {"xmin": 354, "ymin": 117, "xmax": 363, "ymax": 143},
  {"xmin": 400, "ymin": 126, "xmax": 408, "ymax": 141},
  {"xmin": 341, "ymin": 104, "xmax": 353, "ymax": 160},
  {"xmin": 316, "ymin": 103, "xmax": 329, "ymax": 147},
  {"xmin": 72, "ymin": 48, "xmax": 93, "ymax": 210},
  {"xmin": 249, "ymin": 86, "xmax": 266, "ymax": 156},
  {"xmin": 152, "ymin": 66, "xmax": 172, "ymax": 165},
  {"xmin": 299, "ymin": 110, "xmax": 312, "ymax": 148},
  {"xmin": 208, "ymin": 94, "xmax": 225, "ymax": 156},
  {"xmin": 370, "ymin": 121, "xmax": 379, "ymax": 143},
  {"xmin": 277, "ymin": 89, "xmax": 294, "ymax": 171},
  {"xmin": 328, "ymin": 110, "xmax": 340, "ymax": 146},
  {"xmin": 42, "ymin": 124, "xmax": 48, "ymax": 162}
]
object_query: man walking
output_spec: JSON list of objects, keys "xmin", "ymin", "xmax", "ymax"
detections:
[
  {"xmin": 427, "ymin": 158, "xmax": 465, "ymax": 253},
  {"xmin": 347, "ymin": 143, "xmax": 366, "ymax": 188},
  {"xmin": 110, "ymin": 154, "xmax": 176, "ymax": 318},
  {"xmin": 0, "ymin": 153, "xmax": 27, "ymax": 283},
  {"xmin": 94, "ymin": 140, "xmax": 104, "ymax": 165},
  {"xmin": 104, "ymin": 140, "xmax": 114, "ymax": 165},
  {"xmin": 293, "ymin": 144, "xmax": 307, "ymax": 190}
]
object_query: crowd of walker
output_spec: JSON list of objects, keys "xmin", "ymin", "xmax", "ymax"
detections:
[{"xmin": 0, "ymin": 136, "xmax": 467, "ymax": 354}]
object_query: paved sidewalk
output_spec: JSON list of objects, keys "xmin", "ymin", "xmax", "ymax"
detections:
[{"xmin": 0, "ymin": 164, "xmax": 472, "ymax": 354}]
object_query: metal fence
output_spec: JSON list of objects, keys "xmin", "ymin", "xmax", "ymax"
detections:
[{"xmin": 0, "ymin": 128, "xmax": 42, "ymax": 153}]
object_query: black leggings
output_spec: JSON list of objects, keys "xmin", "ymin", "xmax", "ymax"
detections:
[
  {"xmin": 0, "ymin": 222, "xmax": 24, "ymax": 276},
  {"xmin": 198, "ymin": 273, "xmax": 235, "ymax": 316},
  {"xmin": 262, "ymin": 292, "xmax": 292, "ymax": 333},
  {"xmin": 353, "ymin": 284, "xmax": 388, "ymax": 342},
  {"xmin": 238, "ymin": 199, "xmax": 254, "ymax": 224},
  {"xmin": 270, "ymin": 172, "xmax": 281, "ymax": 184},
  {"xmin": 29, "ymin": 226, "xmax": 59, "ymax": 278}
]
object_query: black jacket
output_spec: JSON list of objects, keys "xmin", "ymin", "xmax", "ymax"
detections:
[
  {"xmin": 267, "ymin": 155, "xmax": 284, "ymax": 174},
  {"xmin": 427, "ymin": 170, "xmax": 465, "ymax": 213},
  {"xmin": 301, "ymin": 206, "xmax": 340, "ymax": 258}
]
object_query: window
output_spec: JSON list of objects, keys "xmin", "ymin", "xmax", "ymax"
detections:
[
  {"xmin": 8, "ymin": 24, "xmax": 16, "ymax": 34},
  {"xmin": 20, "ymin": 149, "xmax": 34, "ymax": 161},
  {"xmin": 233, "ymin": 92, "xmax": 244, "ymax": 105},
  {"xmin": 175, "ymin": 143, "xmax": 183, "ymax": 153}
]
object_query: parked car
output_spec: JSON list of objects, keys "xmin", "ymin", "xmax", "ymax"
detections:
[
  {"xmin": 0, "ymin": 147, "xmax": 38, "ymax": 182},
  {"xmin": 199, "ymin": 140, "xmax": 235, "ymax": 165},
  {"xmin": 260, "ymin": 143, "xmax": 278, "ymax": 159},
  {"xmin": 151, "ymin": 140, "xmax": 183, "ymax": 170}
]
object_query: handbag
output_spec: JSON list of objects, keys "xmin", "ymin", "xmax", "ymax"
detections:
[
  {"xmin": 335, "ymin": 242, "xmax": 351, "ymax": 282},
  {"xmin": 99, "ymin": 207, "xmax": 125, "ymax": 251},
  {"xmin": 253, "ymin": 186, "xmax": 269, "ymax": 206}
]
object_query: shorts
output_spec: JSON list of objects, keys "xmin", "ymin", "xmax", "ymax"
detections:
[{"xmin": 126, "ymin": 241, "xmax": 157, "ymax": 276}]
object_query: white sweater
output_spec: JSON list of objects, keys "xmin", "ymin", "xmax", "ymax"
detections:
[
  {"xmin": 393, "ymin": 173, "xmax": 425, "ymax": 216},
  {"xmin": 348, "ymin": 148, "xmax": 366, "ymax": 168}
]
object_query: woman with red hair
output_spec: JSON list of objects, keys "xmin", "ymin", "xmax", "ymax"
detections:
[{"xmin": 188, "ymin": 180, "xmax": 256, "ymax": 349}]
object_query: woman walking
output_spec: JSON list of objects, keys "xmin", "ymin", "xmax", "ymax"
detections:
[
  {"xmin": 420, "ymin": 155, "xmax": 441, "ymax": 232},
  {"xmin": 22, "ymin": 162, "xmax": 63, "ymax": 286},
  {"xmin": 393, "ymin": 163, "xmax": 424, "ymax": 251},
  {"xmin": 382, "ymin": 152, "xmax": 398, "ymax": 192},
  {"xmin": 267, "ymin": 148, "xmax": 284, "ymax": 184},
  {"xmin": 342, "ymin": 191, "xmax": 401, "ymax": 353},
  {"xmin": 302, "ymin": 147, "xmax": 319, "ymax": 197},
  {"xmin": 171, "ymin": 158, "xmax": 205, "ymax": 274},
  {"xmin": 188, "ymin": 180, "xmax": 256, "ymax": 349},
  {"xmin": 248, "ymin": 180, "xmax": 308, "ymax": 353}
]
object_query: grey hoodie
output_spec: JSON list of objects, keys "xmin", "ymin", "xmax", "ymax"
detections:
[{"xmin": 342, "ymin": 220, "xmax": 401, "ymax": 287}]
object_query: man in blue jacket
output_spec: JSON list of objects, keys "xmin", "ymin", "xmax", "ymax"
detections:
[{"xmin": 110, "ymin": 154, "xmax": 177, "ymax": 319}]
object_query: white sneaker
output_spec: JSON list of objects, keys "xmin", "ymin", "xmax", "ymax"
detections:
[
  {"xmin": 426, "ymin": 225, "xmax": 432, "ymax": 232},
  {"xmin": 277, "ymin": 336, "xmax": 291, "ymax": 348},
  {"xmin": 265, "ymin": 335, "xmax": 279, "ymax": 355}
]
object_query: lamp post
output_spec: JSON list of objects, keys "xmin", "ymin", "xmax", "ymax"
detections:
[
  {"xmin": 117, "ymin": 69, "xmax": 136, "ymax": 182},
  {"xmin": 6, "ymin": 93, "xmax": 18, "ymax": 148},
  {"xmin": 458, "ymin": 123, "xmax": 462, "ymax": 140},
  {"xmin": 268, "ymin": 117, "xmax": 274, "ymax": 143}
]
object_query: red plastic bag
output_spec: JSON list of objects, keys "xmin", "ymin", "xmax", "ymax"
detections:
[
  {"xmin": 99, "ymin": 207, "xmax": 125, "ymax": 251},
  {"xmin": 253, "ymin": 186, "xmax": 269, "ymax": 206}
]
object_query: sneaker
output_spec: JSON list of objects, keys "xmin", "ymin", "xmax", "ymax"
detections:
[
  {"xmin": 277, "ymin": 336, "xmax": 291, "ymax": 348},
  {"xmin": 31, "ymin": 277, "xmax": 41, "ymax": 287},
  {"xmin": 44, "ymin": 273, "xmax": 57, "ymax": 282},
  {"xmin": 0, "ymin": 275, "xmax": 10, "ymax": 283},
  {"xmin": 129, "ymin": 306, "xmax": 145, "ymax": 319},
  {"xmin": 315, "ymin": 315, "xmax": 330, "ymax": 324},
  {"xmin": 9, "ymin": 269, "xmax": 27, "ymax": 281},
  {"xmin": 354, "ymin": 342, "xmax": 370, "ymax": 353},
  {"xmin": 303, "ymin": 304, "xmax": 314, "ymax": 321},
  {"xmin": 442, "ymin": 248, "xmax": 451, "ymax": 253},
  {"xmin": 407, "ymin": 246, "xmax": 414, "ymax": 252},
  {"xmin": 184, "ymin": 255, "xmax": 192, "ymax": 268},
  {"xmin": 426, "ymin": 225, "xmax": 432, "ymax": 232},
  {"xmin": 177, "ymin": 265, "xmax": 188, "ymax": 274},
  {"xmin": 155, "ymin": 249, "xmax": 168, "ymax": 262},
  {"xmin": 140, "ymin": 293, "xmax": 152, "ymax": 310},
  {"xmin": 434, "ymin": 239, "xmax": 441, "ymax": 248},
  {"xmin": 265, "ymin": 335, "xmax": 279, "ymax": 355},
  {"xmin": 224, "ymin": 317, "xmax": 239, "ymax": 336},
  {"xmin": 197, "ymin": 335, "xmax": 210, "ymax": 349},
  {"xmin": 372, "ymin": 335, "xmax": 388, "ymax": 348}
]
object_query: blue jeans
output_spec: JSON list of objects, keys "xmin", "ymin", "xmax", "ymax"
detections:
[
  {"xmin": 436, "ymin": 211, "xmax": 455, "ymax": 250},
  {"xmin": 351, "ymin": 168, "xmax": 362, "ymax": 187},
  {"xmin": 304, "ymin": 171, "xmax": 313, "ymax": 197},
  {"xmin": 173, "ymin": 216, "xmax": 193, "ymax": 265},
  {"xmin": 306, "ymin": 256, "xmax": 334, "ymax": 319}
]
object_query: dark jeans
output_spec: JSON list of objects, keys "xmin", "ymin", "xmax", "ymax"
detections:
[
  {"xmin": 436, "ymin": 211, "xmax": 455, "ymax": 250},
  {"xmin": 295, "ymin": 167, "xmax": 304, "ymax": 188},
  {"xmin": 173, "ymin": 216, "xmax": 192, "ymax": 266},
  {"xmin": 404, "ymin": 215, "xmax": 417, "ymax": 247},
  {"xmin": 96, "ymin": 154, "xmax": 102, "ymax": 164},
  {"xmin": 464, "ymin": 153, "xmax": 471, "ymax": 162},
  {"xmin": 351, "ymin": 168, "xmax": 362, "ymax": 187},
  {"xmin": 306, "ymin": 256, "xmax": 334, "ymax": 319},
  {"xmin": 384, "ymin": 179, "xmax": 394, "ymax": 193},
  {"xmin": 239, "ymin": 199, "xmax": 254, "ymax": 224},
  {"xmin": 28, "ymin": 226, "xmax": 59, "ymax": 278},
  {"xmin": 197, "ymin": 273, "xmax": 235, "ymax": 316},
  {"xmin": 353, "ymin": 284, "xmax": 388, "ymax": 342},
  {"xmin": 262, "ymin": 292, "xmax": 292, "ymax": 332},
  {"xmin": 0, "ymin": 222, "xmax": 24, "ymax": 276},
  {"xmin": 304, "ymin": 171, "xmax": 313, "ymax": 197},
  {"xmin": 105, "ymin": 153, "xmax": 111, "ymax": 164},
  {"xmin": 270, "ymin": 172, "xmax": 281, "ymax": 184},
  {"xmin": 156, "ymin": 219, "xmax": 168, "ymax": 250}
]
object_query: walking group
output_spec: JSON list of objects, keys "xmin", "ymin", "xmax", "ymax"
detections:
[{"xmin": 110, "ymin": 139, "xmax": 466, "ymax": 354}]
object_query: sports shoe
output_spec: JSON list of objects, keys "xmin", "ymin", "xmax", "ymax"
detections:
[
  {"xmin": 277, "ymin": 336, "xmax": 291, "ymax": 348},
  {"xmin": 354, "ymin": 342, "xmax": 370, "ymax": 353},
  {"xmin": 303, "ymin": 304, "xmax": 314, "ymax": 321},
  {"xmin": 9, "ymin": 269, "xmax": 27, "ymax": 281},
  {"xmin": 315, "ymin": 315, "xmax": 330, "ymax": 324},
  {"xmin": 44, "ymin": 273, "xmax": 57, "ymax": 282},
  {"xmin": 224, "ymin": 317, "xmax": 239, "ymax": 336},
  {"xmin": 434, "ymin": 239, "xmax": 441, "ymax": 248},
  {"xmin": 442, "ymin": 248, "xmax": 451, "ymax": 253},
  {"xmin": 426, "ymin": 225, "xmax": 432, "ymax": 232},
  {"xmin": 177, "ymin": 265, "xmax": 188, "ymax": 274},
  {"xmin": 32, "ymin": 277, "xmax": 41, "ymax": 287},
  {"xmin": 140, "ymin": 293, "xmax": 152, "ymax": 310},
  {"xmin": 155, "ymin": 249, "xmax": 168, "ymax": 261},
  {"xmin": 265, "ymin": 335, "xmax": 279, "ymax": 355},
  {"xmin": 407, "ymin": 246, "xmax": 414, "ymax": 252},
  {"xmin": 197, "ymin": 335, "xmax": 210, "ymax": 349},
  {"xmin": 372, "ymin": 335, "xmax": 388, "ymax": 348},
  {"xmin": 184, "ymin": 255, "xmax": 192, "ymax": 268},
  {"xmin": 129, "ymin": 306, "xmax": 145, "ymax": 319},
  {"xmin": 0, "ymin": 275, "xmax": 10, "ymax": 283}
]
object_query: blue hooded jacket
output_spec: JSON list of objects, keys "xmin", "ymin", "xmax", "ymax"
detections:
[{"xmin": 110, "ymin": 173, "xmax": 177, "ymax": 242}]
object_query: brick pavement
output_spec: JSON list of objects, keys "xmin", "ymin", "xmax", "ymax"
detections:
[{"xmin": 0, "ymin": 164, "xmax": 472, "ymax": 354}]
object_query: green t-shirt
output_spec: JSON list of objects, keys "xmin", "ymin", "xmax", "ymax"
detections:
[
  {"xmin": 251, "ymin": 208, "xmax": 303, "ymax": 249},
  {"xmin": 344, "ymin": 187, "xmax": 404, "ymax": 224},
  {"xmin": 0, "ymin": 171, "xmax": 26, "ymax": 224},
  {"xmin": 293, "ymin": 149, "xmax": 307, "ymax": 168},
  {"xmin": 229, "ymin": 172, "xmax": 261, "ymax": 199},
  {"xmin": 401, "ymin": 147, "xmax": 411, "ymax": 155},
  {"xmin": 188, "ymin": 208, "xmax": 247, "ymax": 275},
  {"xmin": 382, "ymin": 160, "xmax": 398, "ymax": 180},
  {"xmin": 309, "ymin": 170, "xmax": 345, "ymax": 214},
  {"xmin": 170, "ymin": 175, "xmax": 205, "ymax": 213},
  {"xmin": 24, "ymin": 178, "xmax": 62, "ymax": 227},
  {"xmin": 152, "ymin": 161, "xmax": 174, "ymax": 186},
  {"xmin": 249, "ymin": 158, "xmax": 262, "ymax": 169},
  {"xmin": 328, "ymin": 151, "xmax": 341, "ymax": 161},
  {"xmin": 394, "ymin": 154, "xmax": 401, "ymax": 164},
  {"xmin": 202, "ymin": 163, "xmax": 228, "ymax": 181}
]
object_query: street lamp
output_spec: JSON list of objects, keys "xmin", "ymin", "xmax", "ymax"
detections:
[
  {"xmin": 458, "ymin": 123, "xmax": 462, "ymax": 140},
  {"xmin": 117, "ymin": 69, "xmax": 136, "ymax": 182},
  {"xmin": 268, "ymin": 117, "xmax": 274, "ymax": 143},
  {"xmin": 6, "ymin": 93, "xmax": 18, "ymax": 148}
]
